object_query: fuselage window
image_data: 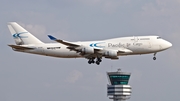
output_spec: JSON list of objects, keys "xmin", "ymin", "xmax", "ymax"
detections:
[
  {"xmin": 140, "ymin": 38, "xmax": 150, "ymax": 40},
  {"xmin": 157, "ymin": 37, "xmax": 162, "ymax": 39}
]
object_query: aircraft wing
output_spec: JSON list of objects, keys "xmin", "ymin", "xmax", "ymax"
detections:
[
  {"xmin": 48, "ymin": 35, "xmax": 103, "ymax": 52},
  {"xmin": 8, "ymin": 45, "xmax": 35, "ymax": 50},
  {"xmin": 48, "ymin": 35, "xmax": 80, "ymax": 47},
  {"xmin": 48, "ymin": 35, "xmax": 132, "ymax": 57}
]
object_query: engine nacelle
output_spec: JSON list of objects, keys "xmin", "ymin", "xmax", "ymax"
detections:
[
  {"xmin": 104, "ymin": 50, "xmax": 118, "ymax": 57},
  {"xmin": 81, "ymin": 47, "xmax": 94, "ymax": 54}
]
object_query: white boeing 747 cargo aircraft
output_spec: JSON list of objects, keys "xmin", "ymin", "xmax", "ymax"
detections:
[{"xmin": 7, "ymin": 22, "xmax": 172, "ymax": 65}]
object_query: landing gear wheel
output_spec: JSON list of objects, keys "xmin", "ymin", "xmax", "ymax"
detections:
[
  {"xmin": 98, "ymin": 59, "xmax": 102, "ymax": 62},
  {"xmin": 88, "ymin": 60, "xmax": 92, "ymax": 64},
  {"xmin": 153, "ymin": 57, "xmax": 156, "ymax": 60},
  {"xmin": 88, "ymin": 58, "xmax": 95, "ymax": 64},
  {"xmin": 97, "ymin": 57, "xmax": 102, "ymax": 62},
  {"xmin": 96, "ymin": 61, "xmax": 100, "ymax": 65},
  {"xmin": 88, "ymin": 57, "xmax": 102, "ymax": 65}
]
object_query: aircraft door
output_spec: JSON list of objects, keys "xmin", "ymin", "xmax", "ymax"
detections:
[
  {"xmin": 37, "ymin": 47, "xmax": 44, "ymax": 54},
  {"xmin": 134, "ymin": 37, "xmax": 139, "ymax": 42},
  {"xmin": 148, "ymin": 42, "xmax": 151, "ymax": 48}
]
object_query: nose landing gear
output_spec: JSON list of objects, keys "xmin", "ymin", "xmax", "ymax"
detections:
[
  {"xmin": 153, "ymin": 53, "xmax": 156, "ymax": 60},
  {"xmin": 153, "ymin": 57, "xmax": 156, "ymax": 60}
]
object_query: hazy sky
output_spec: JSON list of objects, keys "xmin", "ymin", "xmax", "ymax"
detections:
[{"xmin": 0, "ymin": 0, "xmax": 180, "ymax": 101}]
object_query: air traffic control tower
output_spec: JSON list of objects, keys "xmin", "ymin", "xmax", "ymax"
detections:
[{"xmin": 107, "ymin": 69, "xmax": 131, "ymax": 101}]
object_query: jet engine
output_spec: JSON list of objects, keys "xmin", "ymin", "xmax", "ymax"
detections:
[
  {"xmin": 104, "ymin": 50, "xmax": 118, "ymax": 57},
  {"xmin": 81, "ymin": 47, "xmax": 94, "ymax": 54}
]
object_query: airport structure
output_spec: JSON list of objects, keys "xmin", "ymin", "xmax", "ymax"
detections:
[{"xmin": 107, "ymin": 69, "xmax": 131, "ymax": 101}]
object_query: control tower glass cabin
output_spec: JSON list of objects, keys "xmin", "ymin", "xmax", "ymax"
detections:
[{"xmin": 107, "ymin": 71, "xmax": 131, "ymax": 85}]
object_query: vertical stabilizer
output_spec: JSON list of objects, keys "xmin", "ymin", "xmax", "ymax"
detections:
[{"xmin": 7, "ymin": 22, "xmax": 44, "ymax": 45}]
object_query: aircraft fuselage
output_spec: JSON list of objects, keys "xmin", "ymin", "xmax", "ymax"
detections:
[{"xmin": 13, "ymin": 36, "xmax": 172, "ymax": 58}]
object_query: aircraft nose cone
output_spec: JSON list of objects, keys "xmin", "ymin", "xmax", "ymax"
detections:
[{"xmin": 164, "ymin": 41, "xmax": 172, "ymax": 49}]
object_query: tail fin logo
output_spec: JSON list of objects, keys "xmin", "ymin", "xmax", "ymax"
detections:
[{"xmin": 13, "ymin": 32, "xmax": 28, "ymax": 38}]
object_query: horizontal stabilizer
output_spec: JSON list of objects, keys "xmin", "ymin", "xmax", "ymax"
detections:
[{"xmin": 8, "ymin": 44, "xmax": 35, "ymax": 50}]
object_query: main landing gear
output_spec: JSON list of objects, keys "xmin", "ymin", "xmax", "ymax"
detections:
[
  {"xmin": 88, "ymin": 57, "xmax": 102, "ymax": 65},
  {"xmin": 153, "ymin": 53, "xmax": 156, "ymax": 60},
  {"xmin": 88, "ymin": 58, "xmax": 95, "ymax": 64}
]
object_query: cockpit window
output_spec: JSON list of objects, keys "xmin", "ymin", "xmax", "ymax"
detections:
[{"xmin": 157, "ymin": 37, "xmax": 162, "ymax": 39}]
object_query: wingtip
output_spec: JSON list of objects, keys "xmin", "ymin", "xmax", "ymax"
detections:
[{"xmin": 48, "ymin": 35, "xmax": 57, "ymax": 40}]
